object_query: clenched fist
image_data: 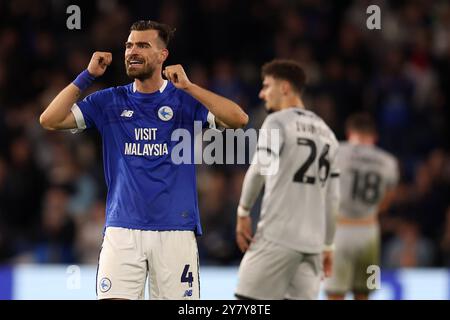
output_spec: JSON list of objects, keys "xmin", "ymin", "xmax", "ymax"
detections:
[
  {"xmin": 163, "ymin": 64, "xmax": 192, "ymax": 90},
  {"xmin": 87, "ymin": 52, "xmax": 112, "ymax": 77}
]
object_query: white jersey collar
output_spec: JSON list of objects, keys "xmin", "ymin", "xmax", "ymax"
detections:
[{"xmin": 132, "ymin": 80, "xmax": 168, "ymax": 93}]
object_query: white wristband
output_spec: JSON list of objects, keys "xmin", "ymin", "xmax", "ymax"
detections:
[
  {"xmin": 323, "ymin": 243, "xmax": 335, "ymax": 252},
  {"xmin": 237, "ymin": 205, "xmax": 250, "ymax": 217}
]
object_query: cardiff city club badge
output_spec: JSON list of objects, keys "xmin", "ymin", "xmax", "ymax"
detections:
[
  {"xmin": 158, "ymin": 106, "xmax": 174, "ymax": 121},
  {"xmin": 99, "ymin": 277, "xmax": 112, "ymax": 293}
]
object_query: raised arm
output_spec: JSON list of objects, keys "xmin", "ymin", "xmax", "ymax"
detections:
[
  {"xmin": 39, "ymin": 52, "xmax": 112, "ymax": 130},
  {"xmin": 163, "ymin": 64, "xmax": 248, "ymax": 129}
]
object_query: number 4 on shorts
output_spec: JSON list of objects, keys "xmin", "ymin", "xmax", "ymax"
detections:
[{"xmin": 181, "ymin": 264, "xmax": 194, "ymax": 286}]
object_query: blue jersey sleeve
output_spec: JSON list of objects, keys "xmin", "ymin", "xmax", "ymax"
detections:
[
  {"xmin": 75, "ymin": 90, "xmax": 106, "ymax": 130},
  {"xmin": 180, "ymin": 90, "xmax": 221, "ymax": 130},
  {"xmin": 193, "ymin": 102, "xmax": 210, "ymax": 129}
]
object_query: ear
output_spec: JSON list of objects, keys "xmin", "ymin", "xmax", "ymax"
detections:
[
  {"xmin": 281, "ymin": 80, "xmax": 291, "ymax": 95},
  {"xmin": 160, "ymin": 48, "xmax": 169, "ymax": 63}
]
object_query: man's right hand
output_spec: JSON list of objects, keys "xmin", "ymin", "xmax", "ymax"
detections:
[
  {"xmin": 87, "ymin": 52, "xmax": 112, "ymax": 77},
  {"xmin": 236, "ymin": 216, "xmax": 253, "ymax": 253},
  {"xmin": 322, "ymin": 250, "xmax": 333, "ymax": 278}
]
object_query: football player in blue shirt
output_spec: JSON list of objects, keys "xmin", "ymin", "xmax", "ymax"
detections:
[{"xmin": 40, "ymin": 20, "xmax": 248, "ymax": 300}]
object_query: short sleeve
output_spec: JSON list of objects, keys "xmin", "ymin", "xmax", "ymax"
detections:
[
  {"xmin": 329, "ymin": 140, "xmax": 341, "ymax": 179},
  {"xmin": 71, "ymin": 90, "xmax": 105, "ymax": 133},
  {"xmin": 387, "ymin": 158, "xmax": 400, "ymax": 188},
  {"xmin": 250, "ymin": 115, "xmax": 284, "ymax": 176},
  {"xmin": 257, "ymin": 115, "xmax": 284, "ymax": 157}
]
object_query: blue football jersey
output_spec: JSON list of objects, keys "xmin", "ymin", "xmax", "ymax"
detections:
[{"xmin": 71, "ymin": 80, "xmax": 218, "ymax": 235}]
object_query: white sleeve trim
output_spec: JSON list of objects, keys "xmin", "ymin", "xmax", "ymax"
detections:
[
  {"xmin": 70, "ymin": 104, "xmax": 86, "ymax": 134},
  {"xmin": 207, "ymin": 111, "xmax": 225, "ymax": 132}
]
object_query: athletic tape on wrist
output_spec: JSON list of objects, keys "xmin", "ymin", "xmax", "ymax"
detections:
[
  {"xmin": 73, "ymin": 69, "xmax": 96, "ymax": 91},
  {"xmin": 237, "ymin": 205, "xmax": 250, "ymax": 217}
]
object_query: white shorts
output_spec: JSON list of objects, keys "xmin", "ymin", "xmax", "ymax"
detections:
[
  {"xmin": 324, "ymin": 224, "xmax": 380, "ymax": 295},
  {"xmin": 96, "ymin": 227, "xmax": 200, "ymax": 300},
  {"xmin": 235, "ymin": 234, "xmax": 322, "ymax": 300}
]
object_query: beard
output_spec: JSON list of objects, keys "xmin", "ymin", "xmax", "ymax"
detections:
[{"xmin": 125, "ymin": 61, "xmax": 155, "ymax": 81}]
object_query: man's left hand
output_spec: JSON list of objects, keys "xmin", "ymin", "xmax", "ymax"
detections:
[{"xmin": 163, "ymin": 64, "xmax": 192, "ymax": 90}]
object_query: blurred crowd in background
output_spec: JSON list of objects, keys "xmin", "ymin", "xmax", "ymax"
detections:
[{"xmin": 0, "ymin": 0, "xmax": 450, "ymax": 268}]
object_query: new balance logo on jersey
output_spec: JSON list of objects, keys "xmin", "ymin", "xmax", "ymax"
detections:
[
  {"xmin": 121, "ymin": 110, "xmax": 134, "ymax": 118},
  {"xmin": 183, "ymin": 289, "xmax": 193, "ymax": 297}
]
